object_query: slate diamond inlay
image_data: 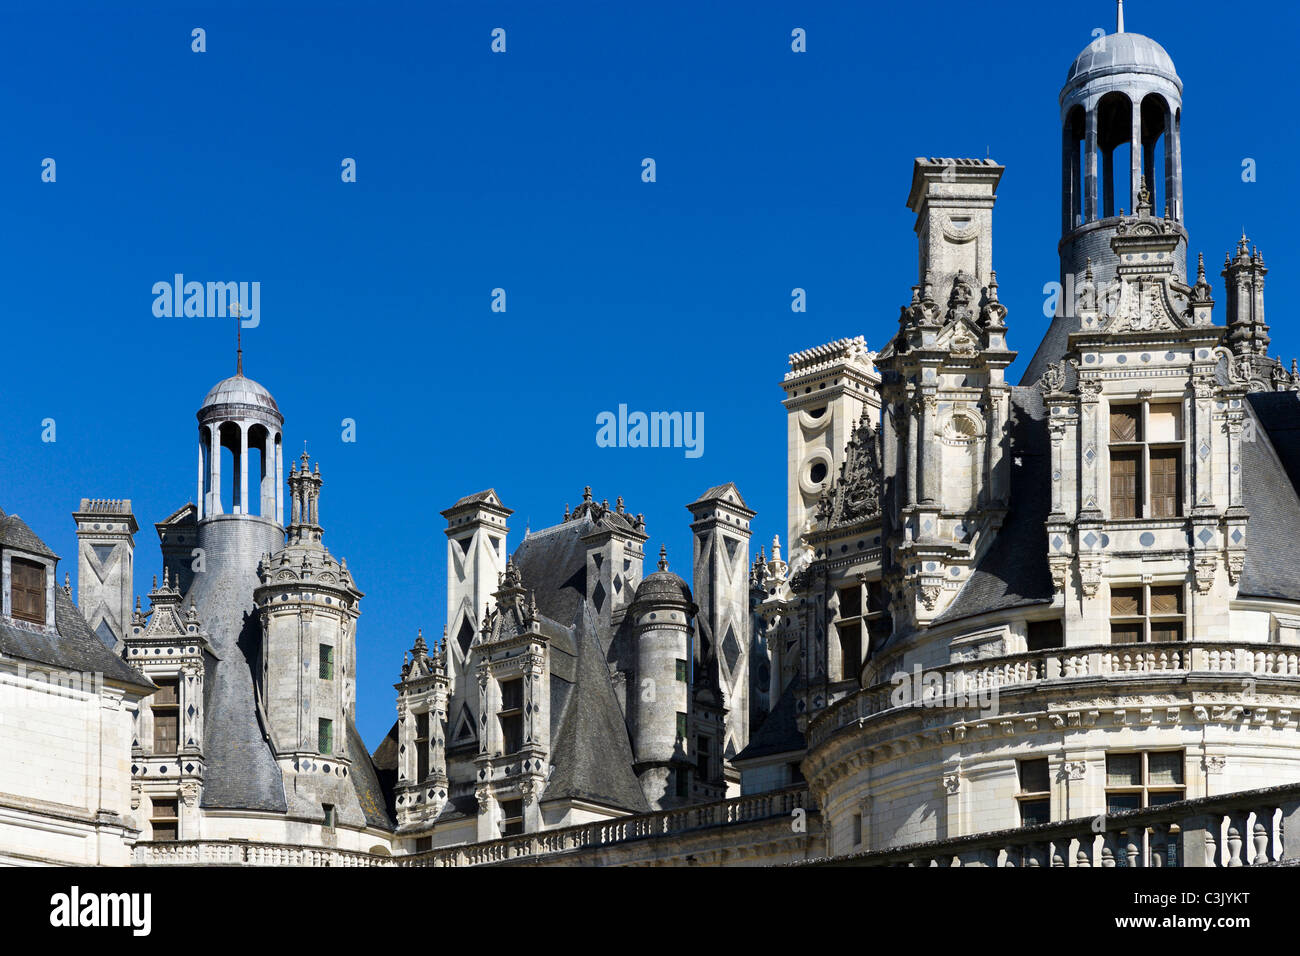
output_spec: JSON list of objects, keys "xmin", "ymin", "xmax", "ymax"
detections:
[
  {"xmin": 1052, "ymin": 536, "xmax": 1064, "ymax": 550},
  {"xmin": 1083, "ymin": 532, "xmax": 1098, "ymax": 548},
  {"xmin": 1198, "ymin": 528, "xmax": 1214, "ymax": 544}
]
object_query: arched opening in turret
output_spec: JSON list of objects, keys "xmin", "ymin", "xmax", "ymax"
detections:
[
  {"xmin": 248, "ymin": 424, "xmax": 271, "ymax": 518},
  {"xmin": 1141, "ymin": 93, "xmax": 1169, "ymax": 216},
  {"xmin": 198, "ymin": 424, "xmax": 213, "ymax": 519},
  {"xmin": 1096, "ymin": 92, "xmax": 1133, "ymax": 218},
  {"xmin": 1063, "ymin": 104, "xmax": 1086, "ymax": 231},
  {"xmin": 219, "ymin": 421, "xmax": 243, "ymax": 514}
]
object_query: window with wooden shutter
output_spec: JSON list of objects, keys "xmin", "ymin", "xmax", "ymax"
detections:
[
  {"xmin": 1110, "ymin": 584, "xmax": 1184, "ymax": 643},
  {"xmin": 1110, "ymin": 451, "xmax": 1141, "ymax": 518},
  {"xmin": 1150, "ymin": 450, "xmax": 1181, "ymax": 518},
  {"xmin": 152, "ymin": 678, "xmax": 180, "ymax": 753},
  {"xmin": 1109, "ymin": 405, "xmax": 1141, "ymax": 442},
  {"xmin": 415, "ymin": 711, "xmax": 429, "ymax": 781},
  {"xmin": 10, "ymin": 558, "xmax": 46, "ymax": 624},
  {"xmin": 150, "ymin": 797, "xmax": 179, "ymax": 841}
]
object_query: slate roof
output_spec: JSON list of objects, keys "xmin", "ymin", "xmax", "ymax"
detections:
[
  {"xmin": 184, "ymin": 547, "xmax": 288, "ymax": 813},
  {"xmin": 347, "ymin": 718, "xmax": 396, "ymax": 830},
  {"xmin": 0, "ymin": 507, "xmax": 150, "ymax": 690},
  {"xmin": 733, "ymin": 683, "xmax": 804, "ymax": 763},
  {"xmin": 543, "ymin": 603, "xmax": 650, "ymax": 814},
  {"xmin": 0, "ymin": 585, "xmax": 154, "ymax": 692},
  {"xmin": 1239, "ymin": 392, "xmax": 1300, "ymax": 603},
  {"xmin": 511, "ymin": 517, "xmax": 592, "ymax": 626},
  {"xmin": 932, "ymin": 387, "xmax": 1056, "ymax": 626},
  {"xmin": 693, "ymin": 483, "xmax": 751, "ymax": 510},
  {"xmin": 0, "ymin": 509, "xmax": 57, "ymax": 559}
]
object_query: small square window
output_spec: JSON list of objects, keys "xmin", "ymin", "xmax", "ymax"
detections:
[
  {"xmin": 1106, "ymin": 753, "xmax": 1141, "ymax": 787},
  {"xmin": 1018, "ymin": 758, "xmax": 1050, "ymax": 794},
  {"xmin": 1026, "ymin": 620, "xmax": 1064, "ymax": 650}
]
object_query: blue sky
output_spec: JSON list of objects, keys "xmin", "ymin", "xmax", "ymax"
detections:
[{"xmin": 2, "ymin": 0, "xmax": 1297, "ymax": 747}]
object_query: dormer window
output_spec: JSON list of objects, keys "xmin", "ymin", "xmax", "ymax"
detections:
[{"xmin": 10, "ymin": 557, "xmax": 46, "ymax": 625}]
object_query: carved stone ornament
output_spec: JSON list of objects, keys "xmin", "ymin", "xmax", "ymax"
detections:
[{"xmin": 817, "ymin": 410, "xmax": 883, "ymax": 529}]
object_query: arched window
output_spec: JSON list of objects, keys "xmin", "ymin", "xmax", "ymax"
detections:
[
  {"xmin": 1140, "ymin": 94, "xmax": 1169, "ymax": 216},
  {"xmin": 1096, "ymin": 92, "xmax": 1134, "ymax": 218},
  {"xmin": 1063, "ymin": 105, "xmax": 1086, "ymax": 230}
]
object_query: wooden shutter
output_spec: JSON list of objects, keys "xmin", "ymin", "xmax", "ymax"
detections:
[
  {"xmin": 153, "ymin": 679, "xmax": 179, "ymax": 753},
  {"xmin": 1111, "ymin": 588, "xmax": 1143, "ymax": 617},
  {"xmin": 10, "ymin": 558, "xmax": 45, "ymax": 624},
  {"xmin": 1150, "ymin": 450, "xmax": 1181, "ymax": 518},
  {"xmin": 1110, "ymin": 451, "xmax": 1140, "ymax": 518},
  {"xmin": 1109, "ymin": 406, "xmax": 1140, "ymax": 442}
]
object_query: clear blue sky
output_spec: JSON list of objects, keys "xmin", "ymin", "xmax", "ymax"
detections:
[{"xmin": 2, "ymin": 0, "xmax": 1296, "ymax": 747}]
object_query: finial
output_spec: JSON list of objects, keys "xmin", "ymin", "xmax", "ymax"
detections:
[
  {"xmin": 232, "ymin": 302, "xmax": 244, "ymax": 375},
  {"xmin": 1116, "ymin": 0, "xmax": 1124, "ymax": 33},
  {"xmin": 657, "ymin": 544, "xmax": 669, "ymax": 572},
  {"xmin": 616, "ymin": 495, "xmax": 624, "ymax": 514},
  {"xmin": 1197, "ymin": 252, "xmax": 1206, "ymax": 281},
  {"xmin": 582, "ymin": 485, "xmax": 592, "ymax": 503},
  {"xmin": 152, "ymin": 574, "xmax": 157, "ymax": 590},
  {"xmin": 563, "ymin": 503, "xmax": 570, "ymax": 521},
  {"xmin": 63, "ymin": 572, "xmax": 72, "ymax": 595}
]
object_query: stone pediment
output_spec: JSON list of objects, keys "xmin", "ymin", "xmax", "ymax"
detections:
[{"xmin": 934, "ymin": 318, "xmax": 983, "ymax": 356}]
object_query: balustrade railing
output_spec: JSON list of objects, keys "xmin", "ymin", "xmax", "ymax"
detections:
[
  {"xmin": 803, "ymin": 783, "xmax": 1300, "ymax": 868},
  {"xmin": 809, "ymin": 641, "xmax": 1300, "ymax": 750},
  {"xmin": 133, "ymin": 785, "xmax": 812, "ymax": 867}
]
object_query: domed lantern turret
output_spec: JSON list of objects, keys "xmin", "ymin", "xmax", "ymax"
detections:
[{"xmin": 196, "ymin": 356, "xmax": 285, "ymax": 524}]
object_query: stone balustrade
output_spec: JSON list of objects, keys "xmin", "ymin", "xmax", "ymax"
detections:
[
  {"xmin": 399, "ymin": 785, "xmax": 811, "ymax": 867},
  {"xmin": 808, "ymin": 641, "xmax": 1300, "ymax": 750},
  {"xmin": 132, "ymin": 785, "xmax": 812, "ymax": 867},
  {"xmin": 801, "ymin": 783, "xmax": 1300, "ymax": 867},
  {"xmin": 133, "ymin": 840, "xmax": 389, "ymax": 867}
]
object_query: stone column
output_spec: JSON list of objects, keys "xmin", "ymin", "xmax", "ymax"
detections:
[
  {"xmin": 197, "ymin": 439, "xmax": 205, "ymax": 520},
  {"xmin": 275, "ymin": 434, "xmax": 284, "ymax": 525},
  {"xmin": 920, "ymin": 392, "xmax": 937, "ymax": 505},
  {"xmin": 1171, "ymin": 110, "xmax": 1183, "ymax": 220},
  {"xmin": 210, "ymin": 424, "xmax": 222, "ymax": 516},
  {"xmin": 1130, "ymin": 98, "xmax": 1142, "ymax": 210},
  {"xmin": 238, "ymin": 425, "xmax": 249, "ymax": 516}
]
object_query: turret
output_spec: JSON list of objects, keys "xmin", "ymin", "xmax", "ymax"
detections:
[
  {"xmin": 630, "ymin": 547, "xmax": 695, "ymax": 809},
  {"xmin": 254, "ymin": 455, "xmax": 363, "ymax": 763},
  {"xmin": 1223, "ymin": 234, "xmax": 1269, "ymax": 356}
]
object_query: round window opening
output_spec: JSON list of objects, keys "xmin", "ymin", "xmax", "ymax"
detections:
[{"xmin": 810, "ymin": 462, "xmax": 828, "ymax": 484}]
